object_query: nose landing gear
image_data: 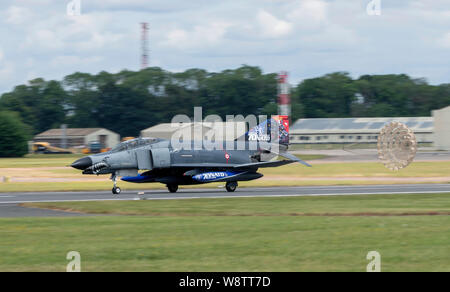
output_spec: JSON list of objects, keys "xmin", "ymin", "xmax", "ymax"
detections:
[
  {"xmin": 111, "ymin": 173, "xmax": 121, "ymax": 195},
  {"xmin": 112, "ymin": 186, "xmax": 121, "ymax": 195}
]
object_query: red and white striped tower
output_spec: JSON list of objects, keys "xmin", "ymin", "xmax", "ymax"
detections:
[{"xmin": 278, "ymin": 71, "xmax": 291, "ymax": 118}]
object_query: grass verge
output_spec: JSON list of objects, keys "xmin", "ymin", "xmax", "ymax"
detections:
[
  {"xmin": 0, "ymin": 193, "xmax": 448, "ymax": 272},
  {"xmin": 0, "ymin": 157, "xmax": 448, "ymax": 192},
  {"xmin": 23, "ymin": 193, "xmax": 450, "ymax": 216}
]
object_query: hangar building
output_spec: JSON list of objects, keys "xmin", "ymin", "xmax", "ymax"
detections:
[
  {"xmin": 34, "ymin": 128, "xmax": 120, "ymax": 149},
  {"xmin": 289, "ymin": 117, "xmax": 434, "ymax": 145},
  {"xmin": 140, "ymin": 106, "xmax": 450, "ymax": 147},
  {"xmin": 141, "ymin": 122, "xmax": 247, "ymax": 141},
  {"xmin": 432, "ymin": 106, "xmax": 450, "ymax": 150}
]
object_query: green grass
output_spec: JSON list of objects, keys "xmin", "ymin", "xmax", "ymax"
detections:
[
  {"xmin": 0, "ymin": 154, "xmax": 85, "ymax": 168},
  {"xmin": 293, "ymin": 154, "xmax": 328, "ymax": 160},
  {"xmin": 0, "ymin": 155, "xmax": 448, "ymax": 192},
  {"xmin": 0, "ymin": 193, "xmax": 448, "ymax": 272},
  {"xmin": 23, "ymin": 193, "xmax": 450, "ymax": 216},
  {"xmin": 261, "ymin": 161, "xmax": 450, "ymax": 177}
]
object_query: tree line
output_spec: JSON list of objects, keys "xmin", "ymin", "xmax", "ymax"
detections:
[{"xmin": 1, "ymin": 65, "xmax": 449, "ymax": 141}]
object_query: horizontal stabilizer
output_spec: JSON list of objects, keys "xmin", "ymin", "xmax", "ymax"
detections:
[
  {"xmin": 277, "ymin": 152, "xmax": 312, "ymax": 167},
  {"xmin": 257, "ymin": 144, "xmax": 311, "ymax": 167}
]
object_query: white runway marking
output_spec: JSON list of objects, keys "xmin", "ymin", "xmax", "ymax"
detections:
[{"xmin": 0, "ymin": 198, "xmax": 134, "ymax": 204}]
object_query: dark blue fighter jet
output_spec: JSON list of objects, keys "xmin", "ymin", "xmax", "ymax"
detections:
[{"xmin": 71, "ymin": 117, "xmax": 311, "ymax": 194}]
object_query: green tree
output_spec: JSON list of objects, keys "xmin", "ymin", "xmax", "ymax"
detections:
[
  {"xmin": 63, "ymin": 72, "xmax": 100, "ymax": 128},
  {"xmin": 2, "ymin": 67, "xmax": 449, "ymax": 138},
  {"xmin": 0, "ymin": 111, "xmax": 30, "ymax": 157},
  {"xmin": 353, "ymin": 75, "xmax": 449, "ymax": 117},
  {"xmin": 36, "ymin": 80, "xmax": 67, "ymax": 132},
  {"xmin": 295, "ymin": 72, "xmax": 356, "ymax": 118},
  {"xmin": 95, "ymin": 81, "xmax": 155, "ymax": 137},
  {"xmin": 202, "ymin": 65, "xmax": 277, "ymax": 118},
  {"xmin": 0, "ymin": 78, "xmax": 68, "ymax": 134}
]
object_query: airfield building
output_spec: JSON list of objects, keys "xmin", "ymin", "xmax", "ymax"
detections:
[
  {"xmin": 140, "ymin": 106, "xmax": 450, "ymax": 148},
  {"xmin": 34, "ymin": 128, "xmax": 120, "ymax": 149},
  {"xmin": 289, "ymin": 117, "xmax": 434, "ymax": 145},
  {"xmin": 432, "ymin": 106, "xmax": 450, "ymax": 150},
  {"xmin": 141, "ymin": 122, "xmax": 247, "ymax": 141}
]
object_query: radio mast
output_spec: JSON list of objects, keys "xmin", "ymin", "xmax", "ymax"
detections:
[{"xmin": 141, "ymin": 22, "xmax": 149, "ymax": 69}]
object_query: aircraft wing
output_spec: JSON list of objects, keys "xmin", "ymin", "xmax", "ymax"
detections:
[
  {"xmin": 171, "ymin": 160, "xmax": 301, "ymax": 170},
  {"xmin": 170, "ymin": 163, "xmax": 239, "ymax": 168},
  {"xmin": 170, "ymin": 150, "xmax": 311, "ymax": 169},
  {"xmin": 232, "ymin": 160, "xmax": 296, "ymax": 169}
]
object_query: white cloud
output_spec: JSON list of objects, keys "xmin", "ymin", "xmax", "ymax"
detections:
[
  {"xmin": 438, "ymin": 32, "xmax": 450, "ymax": 48},
  {"xmin": 161, "ymin": 22, "xmax": 231, "ymax": 49},
  {"xmin": 0, "ymin": 0, "xmax": 449, "ymax": 93},
  {"xmin": 301, "ymin": 25, "xmax": 358, "ymax": 49},
  {"xmin": 75, "ymin": 31, "xmax": 124, "ymax": 51},
  {"xmin": 18, "ymin": 12, "xmax": 125, "ymax": 53},
  {"xmin": 0, "ymin": 62, "xmax": 14, "ymax": 80},
  {"xmin": 287, "ymin": 0, "xmax": 328, "ymax": 30},
  {"xmin": 5, "ymin": 6, "xmax": 33, "ymax": 25},
  {"xmin": 257, "ymin": 10, "xmax": 292, "ymax": 38},
  {"xmin": 164, "ymin": 29, "xmax": 188, "ymax": 47},
  {"xmin": 23, "ymin": 29, "xmax": 65, "ymax": 50},
  {"xmin": 25, "ymin": 57, "xmax": 34, "ymax": 68},
  {"xmin": 50, "ymin": 55, "xmax": 104, "ymax": 67}
]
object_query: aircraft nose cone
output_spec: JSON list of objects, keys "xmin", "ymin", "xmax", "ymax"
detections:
[{"xmin": 71, "ymin": 157, "xmax": 92, "ymax": 170}]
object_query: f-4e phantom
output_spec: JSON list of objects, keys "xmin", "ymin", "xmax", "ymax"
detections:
[{"xmin": 71, "ymin": 116, "xmax": 311, "ymax": 194}]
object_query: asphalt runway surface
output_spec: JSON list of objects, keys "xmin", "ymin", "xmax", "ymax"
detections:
[{"xmin": 0, "ymin": 184, "xmax": 449, "ymax": 217}]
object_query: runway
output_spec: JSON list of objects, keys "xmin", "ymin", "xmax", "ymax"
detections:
[{"xmin": 0, "ymin": 184, "xmax": 449, "ymax": 217}]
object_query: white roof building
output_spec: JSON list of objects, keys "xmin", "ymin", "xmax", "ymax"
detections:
[
  {"xmin": 290, "ymin": 117, "xmax": 434, "ymax": 144},
  {"xmin": 34, "ymin": 128, "xmax": 120, "ymax": 148},
  {"xmin": 432, "ymin": 106, "xmax": 450, "ymax": 150},
  {"xmin": 141, "ymin": 122, "xmax": 247, "ymax": 141}
]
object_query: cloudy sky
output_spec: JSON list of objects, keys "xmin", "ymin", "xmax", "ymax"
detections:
[{"xmin": 0, "ymin": 0, "xmax": 449, "ymax": 94}]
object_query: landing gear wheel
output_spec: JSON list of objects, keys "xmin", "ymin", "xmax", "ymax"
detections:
[
  {"xmin": 226, "ymin": 181, "xmax": 237, "ymax": 192},
  {"xmin": 167, "ymin": 184, "xmax": 178, "ymax": 193},
  {"xmin": 111, "ymin": 173, "xmax": 121, "ymax": 195}
]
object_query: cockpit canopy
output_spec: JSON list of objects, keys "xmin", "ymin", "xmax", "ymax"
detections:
[{"xmin": 111, "ymin": 137, "xmax": 161, "ymax": 153}]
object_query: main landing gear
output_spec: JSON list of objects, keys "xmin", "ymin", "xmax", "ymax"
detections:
[
  {"xmin": 167, "ymin": 184, "xmax": 178, "ymax": 193},
  {"xmin": 225, "ymin": 181, "xmax": 237, "ymax": 192},
  {"xmin": 111, "ymin": 173, "xmax": 121, "ymax": 195}
]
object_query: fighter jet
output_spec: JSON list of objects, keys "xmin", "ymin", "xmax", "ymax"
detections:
[{"xmin": 71, "ymin": 116, "xmax": 311, "ymax": 194}]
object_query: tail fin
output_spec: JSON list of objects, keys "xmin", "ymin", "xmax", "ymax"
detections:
[{"xmin": 238, "ymin": 115, "xmax": 290, "ymax": 146}]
